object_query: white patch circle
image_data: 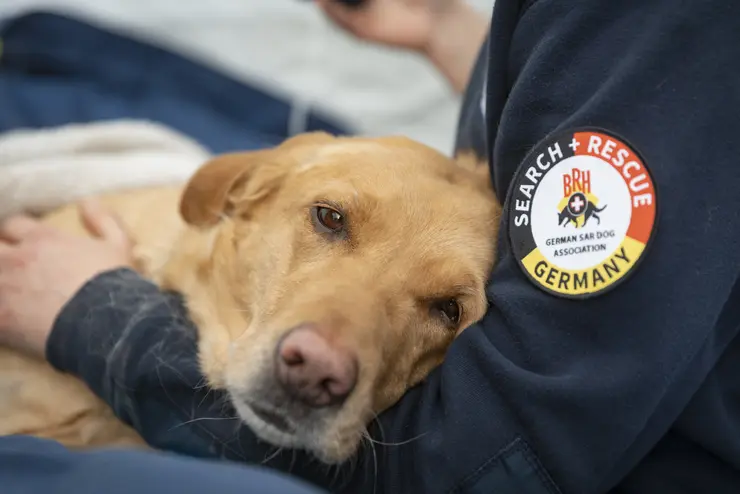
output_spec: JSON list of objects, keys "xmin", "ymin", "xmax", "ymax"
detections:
[{"xmin": 530, "ymin": 155, "xmax": 632, "ymax": 270}]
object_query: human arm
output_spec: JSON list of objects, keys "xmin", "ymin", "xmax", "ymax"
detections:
[{"xmin": 315, "ymin": 0, "xmax": 490, "ymax": 93}]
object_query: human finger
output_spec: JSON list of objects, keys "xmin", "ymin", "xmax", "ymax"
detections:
[
  {"xmin": 0, "ymin": 215, "xmax": 48, "ymax": 244},
  {"xmin": 0, "ymin": 240, "xmax": 13, "ymax": 259},
  {"xmin": 78, "ymin": 199, "xmax": 133, "ymax": 250}
]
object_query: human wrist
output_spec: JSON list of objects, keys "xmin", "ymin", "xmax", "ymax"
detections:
[
  {"xmin": 422, "ymin": 1, "xmax": 490, "ymax": 93},
  {"xmin": 46, "ymin": 267, "xmax": 141, "ymax": 366}
]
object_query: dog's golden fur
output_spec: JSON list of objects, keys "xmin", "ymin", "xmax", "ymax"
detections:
[{"xmin": 0, "ymin": 133, "xmax": 500, "ymax": 462}]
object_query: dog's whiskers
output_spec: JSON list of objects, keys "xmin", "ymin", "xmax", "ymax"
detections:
[
  {"xmin": 196, "ymin": 386, "xmax": 216, "ymax": 408},
  {"xmin": 192, "ymin": 376, "xmax": 210, "ymax": 390},
  {"xmin": 364, "ymin": 410, "xmax": 428, "ymax": 447},
  {"xmin": 363, "ymin": 426, "xmax": 428, "ymax": 447},
  {"xmin": 261, "ymin": 445, "xmax": 284, "ymax": 464},
  {"xmin": 168, "ymin": 415, "xmax": 239, "ymax": 431},
  {"xmin": 358, "ymin": 429, "xmax": 379, "ymax": 494},
  {"xmin": 363, "ymin": 432, "xmax": 428, "ymax": 447}
]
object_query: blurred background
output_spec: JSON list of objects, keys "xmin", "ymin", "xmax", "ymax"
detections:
[{"xmin": 0, "ymin": 0, "xmax": 495, "ymax": 154}]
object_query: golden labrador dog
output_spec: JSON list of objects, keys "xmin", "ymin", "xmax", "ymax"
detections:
[{"xmin": 0, "ymin": 132, "xmax": 500, "ymax": 464}]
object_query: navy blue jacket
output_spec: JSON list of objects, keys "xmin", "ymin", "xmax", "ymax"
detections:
[{"xmin": 47, "ymin": 0, "xmax": 740, "ymax": 492}]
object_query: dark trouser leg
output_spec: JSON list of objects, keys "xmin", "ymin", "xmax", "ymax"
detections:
[{"xmin": 0, "ymin": 435, "xmax": 325, "ymax": 494}]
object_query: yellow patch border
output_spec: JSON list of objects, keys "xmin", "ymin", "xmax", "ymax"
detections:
[{"xmin": 521, "ymin": 237, "xmax": 646, "ymax": 297}]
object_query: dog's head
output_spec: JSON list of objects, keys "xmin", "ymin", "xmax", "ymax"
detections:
[{"xmin": 171, "ymin": 132, "xmax": 500, "ymax": 463}]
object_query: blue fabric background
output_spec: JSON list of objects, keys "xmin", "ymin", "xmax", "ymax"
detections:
[{"xmin": 0, "ymin": 11, "xmax": 353, "ymax": 153}]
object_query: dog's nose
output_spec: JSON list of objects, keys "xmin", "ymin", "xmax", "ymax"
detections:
[{"xmin": 276, "ymin": 324, "xmax": 358, "ymax": 408}]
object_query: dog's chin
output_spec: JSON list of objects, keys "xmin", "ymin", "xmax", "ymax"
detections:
[
  {"xmin": 229, "ymin": 394, "xmax": 360, "ymax": 465},
  {"xmin": 231, "ymin": 399, "xmax": 302, "ymax": 449}
]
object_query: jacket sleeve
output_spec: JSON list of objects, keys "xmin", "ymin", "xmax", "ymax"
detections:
[{"xmin": 46, "ymin": 268, "xmax": 245, "ymax": 459}]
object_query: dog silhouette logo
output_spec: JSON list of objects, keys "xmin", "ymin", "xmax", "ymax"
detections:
[{"xmin": 557, "ymin": 169, "xmax": 607, "ymax": 228}]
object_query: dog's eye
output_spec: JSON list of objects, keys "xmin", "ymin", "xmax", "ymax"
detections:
[
  {"xmin": 312, "ymin": 205, "xmax": 345, "ymax": 234},
  {"xmin": 432, "ymin": 299, "xmax": 461, "ymax": 328}
]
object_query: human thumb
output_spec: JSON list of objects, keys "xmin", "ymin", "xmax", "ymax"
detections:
[{"xmin": 78, "ymin": 198, "xmax": 133, "ymax": 250}]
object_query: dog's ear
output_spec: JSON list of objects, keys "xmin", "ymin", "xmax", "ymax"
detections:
[
  {"xmin": 179, "ymin": 149, "xmax": 276, "ymax": 228},
  {"xmin": 180, "ymin": 132, "xmax": 337, "ymax": 228}
]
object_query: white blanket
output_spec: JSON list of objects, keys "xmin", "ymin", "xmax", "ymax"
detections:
[{"xmin": 0, "ymin": 120, "xmax": 212, "ymax": 219}]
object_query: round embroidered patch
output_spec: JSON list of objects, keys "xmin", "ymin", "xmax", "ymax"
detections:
[{"xmin": 508, "ymin": 128, "xmax": 658, "ymax": 299}]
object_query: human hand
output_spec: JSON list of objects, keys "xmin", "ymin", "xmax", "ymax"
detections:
[
  {"xmin": 0, "ymin": 199, "xmax": 134, "ymax": 358},
  {"xmin": 316, "ymin": 0, "xmax": 464, "ymax": 52},
  {"xmin": 315, "ymin": 0, "xmax": 489, "ymax": 93}
]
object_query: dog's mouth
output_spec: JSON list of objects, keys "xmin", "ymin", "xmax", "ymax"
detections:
[
  {"xmin": 232, "ymin": 387, "xmax": 366, "ymax": 464},
  {"xmin": 247, "ymin": 403, "xmax": 296, "ymax": 434}
]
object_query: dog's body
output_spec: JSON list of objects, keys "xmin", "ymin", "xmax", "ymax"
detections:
[{"xmin": 0, "ymin": 133, "xmax": 500, "ymax": 462}]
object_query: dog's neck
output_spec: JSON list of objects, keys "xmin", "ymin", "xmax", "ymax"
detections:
[{"xmin": 147, "ymin": 223, "xmax": 251, "ymax": 389}]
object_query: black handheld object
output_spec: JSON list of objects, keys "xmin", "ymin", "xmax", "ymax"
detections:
[
  {"xmin": 332, "ymin": 0, "xmax": 367, "ymax": 6},
  {"xmin": 301, "ymin": 0, "xmax": 367, "ymax": 6}
]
